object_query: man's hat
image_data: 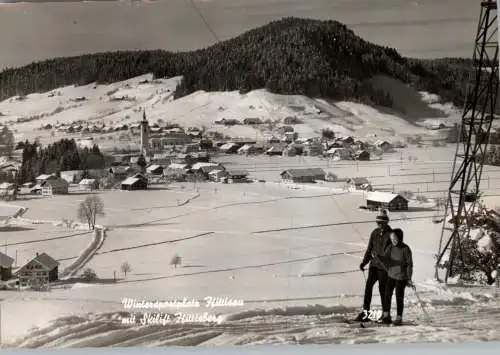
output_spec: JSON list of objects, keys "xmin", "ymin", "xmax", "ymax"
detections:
[{"xmin": 376, "ymin": 208, "xmax": 389, "ymax": 222}]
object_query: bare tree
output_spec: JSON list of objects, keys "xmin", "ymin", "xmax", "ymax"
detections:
[
  {"xmin": 62, "ymin": 218, "xmax": 75, "ymax": 231},
  {"xmin": 77, "ymin": 196, "xmax": 105, "ymax": 230},
  {"xmin": 170, "ymin": 254, "xmax": 182, "ymax": 268},
  {"xmin": 82, "ymin": 268, "xmax": 98, "ymax": 282},
  {"xmin": 121, "ymin": 261, "xmax": 132, "ymax": 276}
]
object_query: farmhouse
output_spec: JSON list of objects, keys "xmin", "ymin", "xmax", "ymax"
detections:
[
  {"xmin": 366, "ymin": 191, "xmax": 408, "ymax": 211},
  {"xmin": 354, "ymin": 150, "xmax": 370, "ymax": 161},
  {"xmin": 121, "ymin": 174, "xmax": 148, "ymax": 191},
  {"xmin": 0, "ymin": 252, "xmax": 14, "ymax": 281},
  {"xmin": 340, "ymin": 136, "xmax": 355, "ymax": 144},
  {"xmin": 375, "ymin": 140, "xmax": 392, "ymax": 152},
  {"xmin": 164, "ymin": 163, "xmax": 188, "ymax": 181},
  {"xmin": 109, "ymin": 166, "xmax": 131, "ymax": 180},
  {"xmin": 325, "ymin": 148, "xmax": 352, "ymax": 160},
  {"xmin": 35, "ymin": 174, "xmax": 56, "ymax": 184},
  {"xmin": 41, "ymin": 177, "xmax": 69, "ymax": 195},
  {"xmin": 191, "ymin": 151, "xmax": 210, "ymax": 163},
  {"xmin": 226, "ymin": 170, "xmax": 249, "ymax": 183},
  {"xmin": 190, "ymin": 163, "xmax": 223, "ymax": 180},
  {"xmin": 208, "ymin": 169, "xmax": 227, "ymax": 183},
  {"xmin": 0, "ymin": 162, "xmax": 19, "ymax": 179},
  {"xmin": 17, "ymin": 252, "xmax": 59, "ymax": 286},
  {"xmin": 303, "ymin": 143, "xmax": 324, "ymax": 156},
  {"xmin": 0, "ymin": 182, "xmax": 15, "ymax": 199},
  {"xmin": 266, "ymin": 145, "xmax": 286, "ymax": 156},
  {"xmin": 146, "ymin": 164, "xmax": 164, "ymax": 175},
  {"xmin": 281, "ymin": 168, "xmax": 326, "ymax": 183},
  {"xmin": 238, "ymin": 144, "xmax": 264, "ymax": 155},
  {"xmin": 79, "ymin": 178, "xmax": 99, "ymax": 191},
  {"xmin": 347, "ymin": 177, "xmax": 372, "ymax": 191}
]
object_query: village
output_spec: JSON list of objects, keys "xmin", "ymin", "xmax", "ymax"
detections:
[{"xmin": 0, "ymin": 107, "xmax": 426, "ymax": 293}]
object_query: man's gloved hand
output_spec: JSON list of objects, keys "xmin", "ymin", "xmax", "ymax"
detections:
[
  {"xmin": 407, "ymin": 280, "xmax": 415, "ymax": 288},
  {"xmin": 359, "ymin": 263, "xmax": 366, "ymax": 271}
]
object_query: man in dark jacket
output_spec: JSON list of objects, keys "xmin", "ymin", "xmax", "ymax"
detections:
[{"xmin": 354, "ymin": 209, "xmax": 392, "ymax": 322}]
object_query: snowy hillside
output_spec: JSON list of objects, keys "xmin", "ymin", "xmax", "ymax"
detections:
[{"xmin": 0, "ymin": 74, "xmax": 461, "ymax": 146}]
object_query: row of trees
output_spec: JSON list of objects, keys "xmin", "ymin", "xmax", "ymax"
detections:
[
  {"xmin": 0, "ymin": 17, "xmax": 481, "ymax": 112},
  {"xmin": 17, "ymin": 139, "xmax": 105, "ymax": 184}
]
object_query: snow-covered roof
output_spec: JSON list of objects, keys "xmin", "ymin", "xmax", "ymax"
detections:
[
  {"xmin": 281, "ymin": 168, "xmax": 325, "ymax": 178},
  {"xmin": 0, "ymin": 182, "xmax": 14, "ymax": 189},
  {"xmin": 349, "ymin": 177, "xmax": 370, "ymax": 185},
  {"xmin": 121, "ymin": 177, "xmax": 139, "ymax": 185},
  {"xmin": 146, "ymin": 164, "xmax": 162, "ymax": 172},
  {"xmin": 18, "ymin": 252, "xmax": 59, "ymax": 273},
  {"xmin": 36, "ymin": 174, "xmax": 54, "ymax": 181},
  {"xmin": 366, "ymin": 191, "xmax": 406, "ymax": 203},
  {"xmin": 168, "ymin": 163, "xmax": 188, "ymax": 170},
  {"xmin": 191, "ymin": 162, "xmax": 218, "ymax": 170},
  {"xmin": 79, "ymin": 179, "xmax": 96, "ymax": 185}
]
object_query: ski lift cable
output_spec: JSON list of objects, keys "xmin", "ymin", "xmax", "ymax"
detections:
[{"xmin": 185, "ymin": 0, "xmax": 280, "ymax": 142}]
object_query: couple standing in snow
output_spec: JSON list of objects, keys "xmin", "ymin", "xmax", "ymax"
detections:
[{"xmin": 354, "ymin": 209, "xmax": 414, "ymax": 326}]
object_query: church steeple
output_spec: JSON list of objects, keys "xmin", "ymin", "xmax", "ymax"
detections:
[{"xmin": 140, "ymin": 109, "xmax": 149, "ymax": 156}]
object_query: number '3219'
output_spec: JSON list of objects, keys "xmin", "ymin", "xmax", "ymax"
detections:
[{"xmin": 363, "ymin": 310, "xmax": 382, "ymax": 321}]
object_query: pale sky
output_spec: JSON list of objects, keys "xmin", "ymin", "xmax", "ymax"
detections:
[{"xmin": 0, "ymin": 0, "xmax": 478, "ymax": 70}]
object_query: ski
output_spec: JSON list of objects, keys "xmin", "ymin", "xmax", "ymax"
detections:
[
  {"xmin": 360, "ymin": 320, "xmax": 417, "ymax": 328},
  {"xmin": 340, "ymin": 317, "xmax": 375, "ymax": 325},
  {"xmin": 340, "ymin": 317, "xmax": 417, "ymax": 328}
]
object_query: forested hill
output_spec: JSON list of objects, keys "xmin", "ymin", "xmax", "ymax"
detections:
[{"xmin": 0, "ymin": 17, "xmax": 475, "ymax": 109}]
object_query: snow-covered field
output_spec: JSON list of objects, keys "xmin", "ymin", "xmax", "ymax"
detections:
[
  {"xmin": 0, "ymin": 75, "xmax": 499, "ymax": 347},
  {"xmin": 1, "ymin": 176, "xmax": 500, "ymax": 347}
]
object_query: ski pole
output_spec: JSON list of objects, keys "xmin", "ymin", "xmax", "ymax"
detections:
[{"xmin": 411, "ymin": 284, "xmax": 431, "ymax": 324}]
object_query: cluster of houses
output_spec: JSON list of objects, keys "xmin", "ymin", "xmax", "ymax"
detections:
[
  {"xmin": 0, "ymin": 251, "xmax": 59, "ymax": 289},
  {"xmin": 39, "ymin": 119, "xmax": 201, "ymax": 149},
  {"xmin": 279, "ymin": 167, "xmax": 409, "ymax": 211},
  {"xmin": 215, "ymin": 136, "xmax": 395, "ymax": 160}
]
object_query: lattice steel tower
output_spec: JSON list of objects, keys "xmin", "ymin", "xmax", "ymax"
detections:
[{"xmin": 435, "ymin": 0, "xmax": 499, "ymax": 283}]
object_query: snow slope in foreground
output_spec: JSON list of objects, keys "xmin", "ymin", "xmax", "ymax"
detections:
[
  {"xmin": 0, "ymin": 73, "xmax": 459, "ymax": 143},
  {"xmin": 1, "ymin": 181, "xmax": 499, "ymax": 347},
  {"xmin": 4, "ymin": 283, "xmax": 500, "ymax": 347}
]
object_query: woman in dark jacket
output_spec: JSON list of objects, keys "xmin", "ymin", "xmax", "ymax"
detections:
[{"xmin": 377, "ymin": 228, "xmax": 413, "ymax": 326}]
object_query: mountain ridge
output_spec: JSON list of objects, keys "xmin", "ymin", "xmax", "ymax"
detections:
[{"xmin": 0, "ymin": 17, "xmax": 475, "ymax": 111}]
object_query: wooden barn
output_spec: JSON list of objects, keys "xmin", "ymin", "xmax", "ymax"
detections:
[
  {"xmin": 281, "ymin": 168, "xmax": 326, "ymax": 183},
  {"xmin": 17, "ymin": 252, "xmax": 59, "ymax": 287},
  {"xmin": 226, "ymin": 170, "xmax": 249, "ymax": 183},
  {"xmin": 366, "ymin": 191, "xmax": 408, "ymax": 211},
  {"xmin": 0, "ymin": 252, "xmax": 14, "ymax": 281},
  {"xmin": 121, "ymin": 174, "xmax": 148, "ymax": 191}
]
